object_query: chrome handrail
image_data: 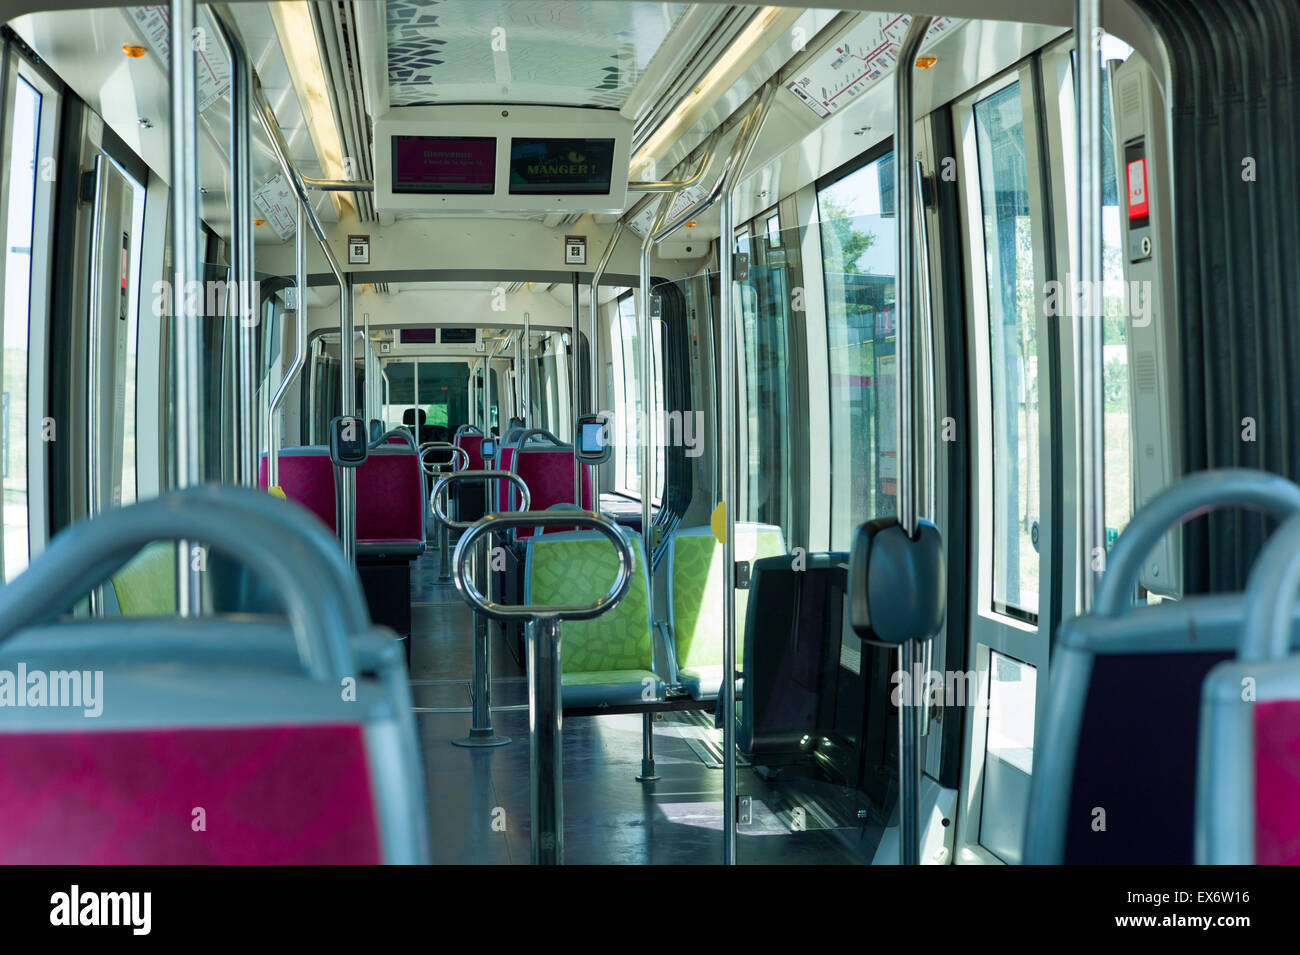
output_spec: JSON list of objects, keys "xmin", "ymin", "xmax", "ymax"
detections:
[
  {"xmin": 452, "ymin": 512, "xmax": 632, "ymax": 622},
  {"xmin": 431, "ymin": 470, "xmax": 531, "ymax": 531}
]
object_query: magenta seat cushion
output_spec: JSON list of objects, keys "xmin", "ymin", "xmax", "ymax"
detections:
[
  {"xmin": 1254, "ymin": 700, "xmax": 1300, "ymax": 864},
  {"xmin": 0, "ymin": 724, "xmax": 381, "ymax": 864}
]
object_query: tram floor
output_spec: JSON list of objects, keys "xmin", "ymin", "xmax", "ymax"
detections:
[{"xmin": 407, "ymin": 547, "xmax": 880, "ymax": 865}]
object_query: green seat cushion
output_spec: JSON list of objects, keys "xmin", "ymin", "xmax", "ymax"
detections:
[
  {"xmin": 562, "ymin": 669, "xmax": 658, "ymax": 687},
  {"xmin": 526, "ymin": 532, "xmax": 653, "ymax": 675},
  {"xmin": 669, "ymin": 524, "xmax": 785, "ymax": 674},
  {"xmin": 111, "ymin": 542, "xmax": 177, "ymax": 616}
]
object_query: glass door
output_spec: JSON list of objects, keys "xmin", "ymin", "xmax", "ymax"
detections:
[{"xmin": 953, "ymin": 63, "xmax": 1056, "ymax": 865}]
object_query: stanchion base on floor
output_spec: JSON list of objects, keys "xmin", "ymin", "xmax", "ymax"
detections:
[
  {"xmin": 452, "ymin": 729, "xmax": 512, "ymax": 748},
  {"xmin": 635, "ymin": 759, "xmax": 660, "ymax": 782}
]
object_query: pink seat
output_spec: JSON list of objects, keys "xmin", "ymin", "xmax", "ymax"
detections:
[
  {"xmin": 455, "ymin": 433, "xmax": 485, "ymax": 470},
  {"xmin": 0, "ymin": 724, "xmax": 381, "ymax": 864},
  {"xmin": 356, "ymin": 450, "xmax": 425, "ymax": 550},
  {"xmin": 259, "ymin": 452, "xmax": 336, "ymax": 532},
  {"xmin": 513, "ymin": 449, "xmax": 594, "ymax": 539},
  {"xmin": 1254, "ymin": 700, "xmax": 1300, "ymax": 864}
]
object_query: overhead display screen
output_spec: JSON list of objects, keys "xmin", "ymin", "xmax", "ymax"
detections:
[
  {"xmin": 392, "ymin": 136, "xmax": 496, "ymax": 194},
  {"xmin": 508, "ymin": 138, "xmax": 615, "ymax": 195}
]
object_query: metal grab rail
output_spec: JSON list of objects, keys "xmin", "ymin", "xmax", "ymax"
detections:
[
  {"xmin": 419, "ymin": 442, "xmax": 469, "ymax": 477},
  {"xmin": 453, "ymin": 512, "xmax": 632, "ymax": 620},
  {"xmin": 450, "ymin": 510, "xmax": 634, "ymax": 864},
  {"xmin": 432, "ymin": 470, "xmax": 532, "ymax": 750},
  {"xmin": 0, "ymin": 486, "xmax": 361, "ymax": 682},
  {"xmin": 431, "ymin": 471, "xmax": 532, "ymax": 530},
  {"xmin": 891, "ymin": 13, "xmax": 933, "ymax": 869},
  {"xmin": 425, "ymin": 449, "xmax": 478, "ymax": 580},
  {"xmin": 1095, "ymin": 469, "xmax": 1300, "ymax": 617},
  {"xmin": 1243, "ymin": 511, "xmax": 1300, "ymax": 662}
]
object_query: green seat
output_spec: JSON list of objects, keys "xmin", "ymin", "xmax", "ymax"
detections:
[
  {"xmin": 524, "ymin": 528, "xmax": 662, "ymax": 707},
  {"xmin": 667, "ymin": 523, "xmax": 786, "ymax": 699},
  {"xmin": 110, "ymin": 542, "xmax": 177, "ymax": 616}
]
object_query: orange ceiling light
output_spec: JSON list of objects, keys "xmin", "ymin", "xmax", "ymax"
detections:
[
  {"xmin": 915, "ymin": 55, "xmax": 938, "ymax": 69},
  {"xmin": 122, "ymin": 44, "xmax": 146, "ymax": 58}
]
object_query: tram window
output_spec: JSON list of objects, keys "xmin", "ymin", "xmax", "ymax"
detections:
[
  {"xmin": 2, "ymin": 76, "xmax": 41, "ymax": 581},
  {"xmin": 611, "ymin": 290, "xmax": 664, "ymax": 502},
  {"xmin": 816, "ymin": 150, "xmax": 897, "ymax": 548},
  {"xmin": 383, "ymin": 360, "xmax": 415, "ymax": 428},
  {"xmin": 765, "ymin": 212, "xmax": 780, "ymax": 248},
  {"xmin": 974, "ymin": 82, "xmax": 1040, "ymax": 619},
  {"xmin": 417, "ymin": 361, "xmax": 469, "ymax": 431}
]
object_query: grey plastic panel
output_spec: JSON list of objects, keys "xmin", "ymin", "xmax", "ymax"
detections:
[{"xmin": 0, "ymin": 486, "xmax": 366, "ymax": 681}]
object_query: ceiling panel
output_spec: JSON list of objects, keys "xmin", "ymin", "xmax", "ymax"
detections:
[{"xmin": 385, "ymin": 0, "xmax": 687, "ymax": 108}]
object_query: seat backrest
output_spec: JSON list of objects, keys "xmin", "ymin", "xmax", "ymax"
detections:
[
  {"xmin": 525, "ymin": 529, "xmax": 654, "ymax": 676},
  {"xmin": 511, "ymin": 448, "xmax": 593, "ymax": 537},
  {"xmin": 739, "ymin": 552, "xmax": 847, "ymax": 757},
  {"xmin": 355, "ymin": 447, "xmax": 426, "ymax": 549},
  {"xmin": 669, "ymin": 523, "xmax": 786, "ymax": 675},
  {"xmin": 0, "ymin": 487, "xmax": 427, "ymax": 863},
  {"xmin": 258, "ymin": 448, "xmax": 337, "ymax": 532},
  {"xmin": 110, "ymin": 541, "xmax": 177, "ymax": 616},
  {"xmin": 496, "ymin": 446, "xmax": 517, "ymax": 511},
  {"xmin": 455, "ymin": 432, "xmax": 485, "ymax": 471}
]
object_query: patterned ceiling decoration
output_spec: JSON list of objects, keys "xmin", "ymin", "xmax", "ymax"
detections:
[{"xmin": 386, "ymin": 0, "xmax": 687, "ymax": 108}]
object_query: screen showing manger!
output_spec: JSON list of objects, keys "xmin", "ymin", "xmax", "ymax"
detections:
[
  {"xmin": 508, "ymin": 138, "xmax": 615, "ymax": 195},
  {"xmin": 392, "ymin": 136, "xmax": 496, "ymax": 194}
]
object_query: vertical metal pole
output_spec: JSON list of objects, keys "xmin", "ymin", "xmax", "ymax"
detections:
[
  {"xmin": 439, "ymin": 507, "xmax": 451, "ymax": 581},
  {"xmin": 268, "ymin": 203, "xmax": 305, "ymax": 490},
  {"xmin": 894, "ymin": 13, "xmax": 932, "ymax": 868},
  {"xmin": 362, "ymin": 311, "xmax": 372, "ymax": 422},
  {"xmin": 339, "ymin": 276, "xmax": 356, "ymax": 564},
  {"xmin": 590, "ymin": 222, "xmax": 624, "ymax": 421},
  {"xmin": 571, "ymin": 272, "xmax": 582, "ymax": 506},
  {"xmin": 637, "ymin": 196, "xmax": 670, "ymax": 600},
  {"xmin": 229, "ymin": 26, "xmax": 256, "ymax": 487},
  {"xmin": 1076, "ymin": 0, "xmax": 1104, "ymax": 610},
  {"xmin": 454, "ymin": 520, "xmax": 510, "ymax": 748},
  {"xmin": 529, "ymin": 616, "xmax": 564, "ymax": 864},
  {"xmin": 636, "ymin": 201, "xmax": 668, "ymax": 785},
  {"xmin": 719, "ymin": 188, "xmax": 737, "ymax": 864},
  {"xmin": 522, "ymin": 313, "xmax": 531, "ymax": 423},
  {"xmin": 170, "ymin": 0, "xmax": 203, "ymax": 616}
]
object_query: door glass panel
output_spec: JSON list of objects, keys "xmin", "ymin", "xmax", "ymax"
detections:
[
  {"xmin": 3, "ymin": 77, "xmax": 41, "ymax": 580},
  {"xmin": 417, "ymin": 361, "xmax": 469, "ymax": 435},
  {"xmin": 817, "ymin": 151, "xmax": 897, "ymax": 549},
  {"xmin": 383, "ymin": 360, "xmax": 415, "ymax": 430},
  {"xmin": 978, "ymin": 650, "xmax": 1037, "ymax": 863},
  {"xmin": 1099, "ymin": 58, "xmax": 1132, "ymax": 546},
  {"xmin": 735, "ymin": 237, "xmax": 792, "ymax": 533},
  {"xmin": 611, "ymin": 290, "xmax": 664, "ymax": 501},
  {"xmin": 974, "ymin": 83, "xmax": 1040, "ymax": 619}
]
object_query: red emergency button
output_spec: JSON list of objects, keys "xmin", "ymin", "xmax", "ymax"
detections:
[{"xmin": 1127, "ymin": 157, "xmax": 1149, "ymax": 219}]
